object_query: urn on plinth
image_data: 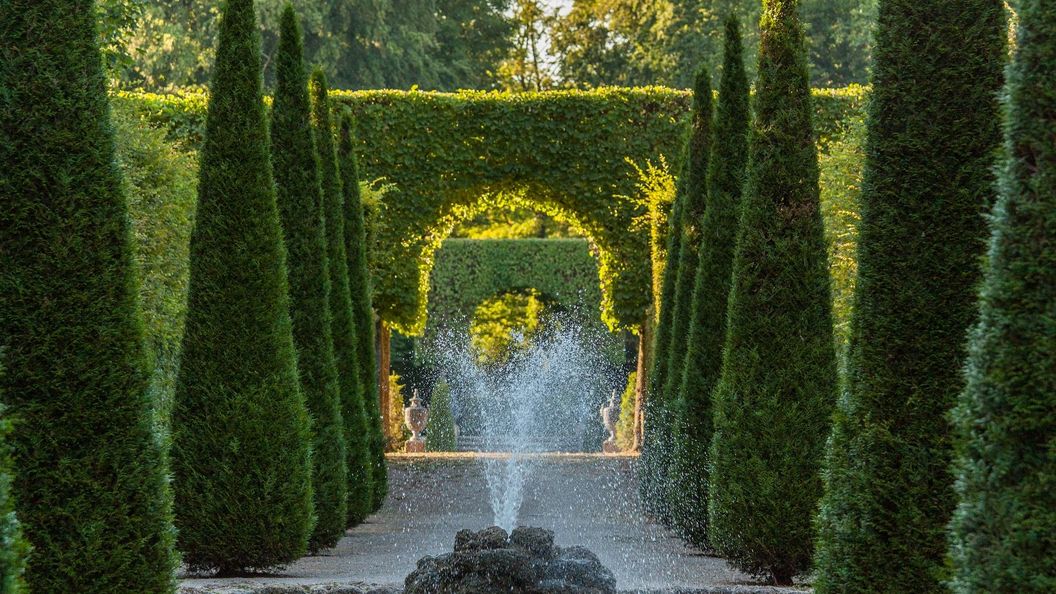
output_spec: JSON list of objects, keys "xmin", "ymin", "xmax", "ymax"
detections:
[
  {"xmin": 600, "ymin": 390, "xmax": 619, "ymax": 453},
  {"xmin": 404, "ymin": 389, "xmax": 428, "ymax": 453}
]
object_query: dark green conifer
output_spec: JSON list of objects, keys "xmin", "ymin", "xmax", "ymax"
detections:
[
  {"xmin": 338, "ymin": 112, "xmax": 388, "ymax": 511},
  {"xmin": 948, "ymin": 2, "xmax": 1055, "ymax": 590},
  {"xmin": 0, "ymin": 402, "xmax": 29, "ymax": 594},
  {"xmin": 0, "ymin": 1, "xmax": 177, "ymax": 590},
  {"xmin": 814, "ymin": 0, "xmax": 1006, "ymax": 591},
  {"xmin": 707, "ymin": 0, "xmax": 837, "ymax": 584},
  {"xmin": 171, "ymin": 0, "xmax": 314, "ymax": 572},
  {"xmin": 271, "ymin": 4, "xmax": 347, "ymax": 551},
  {"xmin": 668, "ymin": 16, "xmax": 750, "ymax": 547},
  {"xmin": 426, "ymin": 380, "xmax": 458, "ymax": 452},
  {"xmin": 311, "ymin": 69, "xmax": 374, "ymax": 527},
  {"xmin": 639, "ymin": 68, "xmax": 712, "ymax": 516}
]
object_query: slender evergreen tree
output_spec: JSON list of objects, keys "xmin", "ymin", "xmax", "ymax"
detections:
[
  {"xmin": 0, "ymin": 1, "xmax": 177, "ymax": 590},
  {"xmin": 656, "ymin": 66, "xmax": 713, "ymax": 522},
  {"xmin": 0, "ymin": 402, "xmax": 28, "ymax": 594},
  {"xmin": 171, "ymin": 0, "xmax": 314, "ymax": 572},
  {"xmin": 707, "ymin": 0, "xmax": 838, "ymax": 584},
  {"xmin": 814, "ymin": 0, "xmax": 1006, "ymax": 591},
  {"xmin": 639, "ymin": 69, "xmax": 712, "ymax": 516},
  {"xmin": 311, "ymin": 69, "xmax": 374, "ymax": 527},
  {"xmin": 948, "ymin": 2, "xmax": 1055, "ymax": 590},
  {"xmin": 271, "ymin": 4, "xmax": 347, "ymax": 551},
  {"xmin": 338, "ymin": 112, "xmax": 388, "ymax": 511},
  {"xmin": 668, "ymin": 16, "xmax": 750, "ymax": 547},
  {"xmin": 426, "ymin": 380, "xmax": 458, "ymax": 452}
]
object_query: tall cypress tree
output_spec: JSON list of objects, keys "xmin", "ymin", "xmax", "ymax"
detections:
[
  {"xmin": 707, "ymin": 0, "xmax": 837, "ymax": 584},
  {"xmin": 338, "ymin": 113, "xmax": 388, "ymax": 511},
  {"xmin": 171, "ymin": 0, "xmax": 314, "ymax": 572},
  {"xmin": 814, "ymin": 0, "xmax": 1006, "ymax": 591},
  {"xmin": 668, "ymin": 16, "xmax": 750, "ymax": 547},
  {"xmin": 271, "ymin": 4, "xmax": 347, "ymax": 551},
  {"xmin": 0, "ymin": 1, "xmax": 177, "ymax": 590},
  {"xmin": 311, "ymin": 69, "xmax": 374, "ymax": 527},
  {"xmin": 657, "ymin": 67, "xmax": 713, "ymax": 521},
  {"xmin": 948, "ymin": 2, "xmax": 1055, "ymax": 591},
  {"xmin": 638, "ymin": 70, "xmax": 712, "ymax": 516}
]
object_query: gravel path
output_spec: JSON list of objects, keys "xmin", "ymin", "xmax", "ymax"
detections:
[{"xmin": 180, "ymin": 453, "xmax": 806, "ymax": 592}]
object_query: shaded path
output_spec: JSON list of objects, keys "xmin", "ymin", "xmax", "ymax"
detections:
[{"xmin": 181, "ymin": 454, "xmax": 803, "ymax": 592}]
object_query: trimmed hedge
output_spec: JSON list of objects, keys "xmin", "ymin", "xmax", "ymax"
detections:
[
  {"xmin": 171, "ymin": 0, "xmax": 314, "ymax": 572},
  {"xmin": 114, "ymin": 86, "xmax": 866, "ymax": 336},
  {"xmin": 707, "ymin": 0, "xmax": 838, "ymax": 584},
  {"xmin": 814, "ymin": 0, "xmax": 1006, "ymax": 590},
  {"xmin": 669, "ymin": 16, "xmax": 751, "ymax": 547},
  {"xmin": 312, "ymin": 70, "xmax": 374, "ymax": 529},
  {"xmin": 426, "ymin": 380, "xmax": 457, "ymax": 452},
  {"xmin": 0, "ymin": 404, "xmax": 28, "ymax": 594},
  {"xmin": 655, "ymin": 67, "xmax": 714, "ymax": 524},
  {"xmin": 339, "ymin": 112, "xmax": 388, "ymax": 512},
  {"xmin": 948, "ymin": 2, "xmax": 1056, "ymax": 591},
  {"xmin": 0, "ymin": 0, "xmax": 178, "ymax": 590},
  {"xmin": 271, "ymin": 5, "xmax": 347, "ymax": 551}
]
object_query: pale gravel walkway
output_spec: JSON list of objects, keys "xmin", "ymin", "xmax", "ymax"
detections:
[{"xmin": 180, "ymin": 454, "xmax": 809, "ymax": 593}]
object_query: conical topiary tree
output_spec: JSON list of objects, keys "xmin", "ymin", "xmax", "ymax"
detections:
[
  {"xmin": 0, "ymin": 402, "xmax": 29, "ymax": 594},
  {"xmin": 311, "ymin": 68, "xmax": 374, "ymax": 528},
  {"xmin": 639, "ymin": 68, "xmax": 712, "ymax": 517},
  {"xmin": 813, "ymin": 0, "xmax": 1006, "ymax": 591},
  {"xmin": 271, "ymin": 4, "xmax": 347, "ymax": 551},
  {"xmin": 668, "ymin": 16, "xmax": 750, "ymax": 547},
  {"xmin": 707, "ymin": 0, "xmax": 838, "ymax": 584},
  {"xmin": 338, "ymin": 112, "xmax": 388, "ymax": 511},
  {"xmin": 426, "ymin": 380, "xmax": 457, "ymax": 452},
  {"xmin": 948, "ymin": 3, "xmax": 1055, "ymax": 591},
  {"xmin": 0, "ymin": 1, "xmax": 178, "ymax": 590},
  {"xmin": 657, "ymin": 66, "xmax": 713, "ymax": 523},
  {"xmin": 171, "ymin": 0, "xmax": 314, "ymax": 572}
]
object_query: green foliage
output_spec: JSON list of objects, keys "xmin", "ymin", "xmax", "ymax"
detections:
[
  {"xmin": 271, "ymin": 5, "xmax": 346, "ymax": 551},
  {"xmin": 814, "ymin": 0, "xmax": 1006, "ymax": 590},
  {"xmin": 114, "ymin": 86, "xmax": 866, "ymax": 335},
  {"xmin": 707, "ymin": 0, "xmax": 838, "ymax": 584},
  {"xmin": 802, "ymin": 0, "xmax": 877, "ymax": 86},
  {"xmin": 112, "ymin": 105, "xmax": 199, "ymax": 429},
  {"xmin": 948, "ymin": 2, "xmax": 1056, "ymax": 591},
  {"xmin": 668, "ymin": 17, "xmax": 750, "ymax": 548},
  {"xmin": 0, "ymin": 0, "xmax": 178, "ymax": 590},
  {"xmin": 426, "ymin": 380, "xmax": 458, "ymax": 452},
  {"xmin": 614, "ymin": 372, "xmax": 637, "ymax": 452},
  {"xmin": 0, "ymin": 405, "xmax": 28, "ymax": 594},
  {"xmin": 652, "ymin": 68, "xmax": 714, "ymax": 524},
  {"xmin": 311, "ymin": 71, "xmax": 374, "ymax": 529},
  {"xmin": 171, "ymin": 0, "xmax": 314, "ymax": 572},
  {"xmin": 386, "ymin": 373, "xmax": 411, "ymax": 452},
  {"xmin": 469, "ymin": 290, "xmax": 546, "ymax": 365},
  {"xmin": 338, "ymin": 111, "xmax": 387, "ymax": 512},
  {"xmin": 452, "ymin": 205, "xmax": 576, "ymax": 239}
]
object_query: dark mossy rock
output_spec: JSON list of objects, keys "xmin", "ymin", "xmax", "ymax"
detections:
[{"xmin": 406, "ymin": 526, "xmax": 615, "ymax": 594}]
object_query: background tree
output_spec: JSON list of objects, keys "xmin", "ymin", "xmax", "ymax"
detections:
[
  {"xmin": 948, "ymin": 0, "xmax": 1055, "ymax": 590},
  {"xmin": 270, "ymin": 5, "xmax": 347, "ymax": 551},
  {"xmin": 707, "ymin": 0, "xmax": 838, "ymax": 584},
  {"xmin": 0, "ymin": 0, "xmax": 178, "ymax": 590},
  {"xmin": 814, "ymin": 0, "xmax": 1006, "ymax": 590},
  {"xmin": 339, "ymin": 113, "xmax": 388, "ymax": 511},
  {"xmin": 426, "ymin": 380, "xmax": 458, "ymax": 452},
  {"xmin": 668, "ymin": 16, "xmax": 750, "ymax": 547},
  {"xmin": 311, "ymin": 69, "xmax": 375, "ymax": 528},
  {"xmin": 171, "ymin": 0, "xmax": 314, "ymax": 572}
]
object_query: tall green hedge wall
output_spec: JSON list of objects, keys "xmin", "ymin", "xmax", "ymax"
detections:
[
  {"xmin": 427, "ymin": 238, "xmax": 605, "ymax": 335},
  {"xmin": 114, "ymin": 86, "xmax": 866, "ymax": 335}
]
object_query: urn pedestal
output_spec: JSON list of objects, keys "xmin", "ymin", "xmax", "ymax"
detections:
[
  {"xmin": 404, "ymin": 389, "xmax": 428, "ymax": 453},
  {"xmin": 600, "ymin": 390, "xmax": 619, "ymax": 453}
]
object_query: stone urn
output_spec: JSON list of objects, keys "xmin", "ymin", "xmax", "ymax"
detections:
[
  {"xmin": 404, "ymin": 389, "xmax": 428, "ymax": 453},
  {"xmin": 600, "ymin": 390, "xmax": 619, "ymax": 453}
]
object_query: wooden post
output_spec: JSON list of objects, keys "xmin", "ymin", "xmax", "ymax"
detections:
[
  {"xmin": 633, "ymin": 310, "xmax": 653, "ymax": 452},
  {"xmin": 377, "ymin": 319, "xmax": 391, "ymax": 447}
]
